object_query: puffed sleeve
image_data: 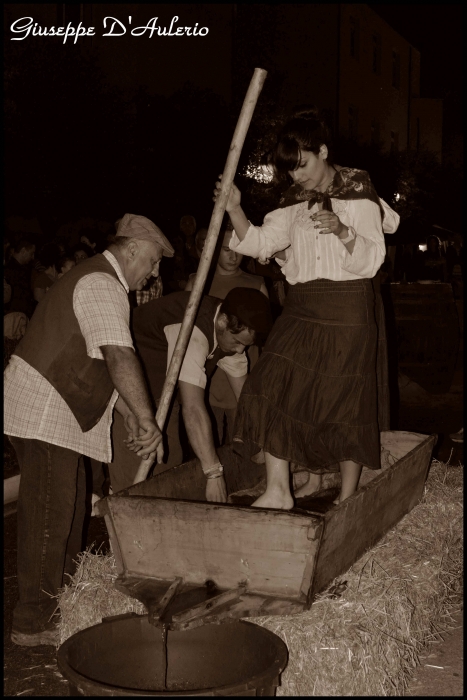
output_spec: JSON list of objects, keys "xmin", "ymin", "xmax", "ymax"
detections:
[
  {"xmin": 339, "ymin": 199, "xmax": 386, "ymax": 278},
  {"xmin": 229, "ymin": 207, "xmax": 291, "ymax": 261},
  {"xmin": 380, "ymin": 198, "xmax": 400, "ymax": 234}
]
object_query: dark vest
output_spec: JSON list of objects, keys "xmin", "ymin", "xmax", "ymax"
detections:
[
  {"xmin": 132, "ymin": 292, "xmax": 231, "ymax": 401},
  {"xmin": 14, "ymin": 254, "xmax": 125, "ymax": 432}
]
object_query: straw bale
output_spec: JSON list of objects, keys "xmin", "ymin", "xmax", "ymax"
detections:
[
  {"xmin": 56, "ymin": 460, "xmax": 462, "ymax": 696},
  {"xmin": 56, "ymin": 546, "xmax": 146, "ymax": 647}
]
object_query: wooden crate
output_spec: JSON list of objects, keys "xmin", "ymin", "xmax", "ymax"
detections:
[{"xmin": 96, "ymin": 432, "xmax": 436, "ymax": 629}]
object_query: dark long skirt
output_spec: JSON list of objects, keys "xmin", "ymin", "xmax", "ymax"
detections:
[{"xmin": 234, "ymin": 278, "xmax": 389, "ymax": 473}]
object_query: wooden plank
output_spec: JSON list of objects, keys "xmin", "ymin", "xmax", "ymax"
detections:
[
  {"xmin": 121, "ymin": 445, "xmax": 264, "ymax": 502},
  {"xmin": 171, "ymin": 593, "xmax": 305, "ymax": 630},
  {"xmin": 171, "ymin": 585, "xmax": 247, "ymax": 625},
  {"xmin": 103, "ymin": 513, "xmax": 125, "ymax": 575},
  {"xmin": 300, "ymin": 520, "xmax": 324, "ymax": 603},
  {"xmin": 147, "ymin": 577, "xmax": 183, "ymax": 626},
  {"xmin": 310, "ymin": 434, "xmax": 436, "ymax": 598},
  {"xmin": 107, "ymin": 498, "xmax": 322, "ymax": 599}
]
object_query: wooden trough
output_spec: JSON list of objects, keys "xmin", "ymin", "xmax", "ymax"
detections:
[{"xmin": 95, "ymin": 431, "xmax": 436, "ymax": 630}]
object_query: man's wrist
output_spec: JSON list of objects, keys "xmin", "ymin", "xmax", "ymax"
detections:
[{"xmin": 201, "ymin": 458, "xmax": 223, "ymax": 476}]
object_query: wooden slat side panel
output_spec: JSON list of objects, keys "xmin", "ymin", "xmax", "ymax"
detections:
[
  {"xmin": 103, "ymin": 513, "xmax": 125, "ymax": 576},
  {"xmin": 311, "ymin": 436, "xmax": 435, "ymax": 597},
  {"xmin": 121, "ymin": 447, "xmax": 265, "ymax": 502},
  {"xmin": 108, "ymin": 499, "xmax": 321, "ymax": 599},
  {"xmin": 300, "ymin": 521, "xmax": 324, "ymax": 604},
  {"xmin": 120, "ymin": 461, "xmax": 205, "ymax": 500}
]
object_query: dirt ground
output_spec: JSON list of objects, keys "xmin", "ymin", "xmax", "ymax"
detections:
[{"xmin": 3, "ymin": 351, "xmax": 463, "ymax": 696}]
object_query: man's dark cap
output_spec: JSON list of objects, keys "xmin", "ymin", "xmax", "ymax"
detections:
[{"xmin": 220, "ymin": 287, "xmax": 273, "ymax": 343}]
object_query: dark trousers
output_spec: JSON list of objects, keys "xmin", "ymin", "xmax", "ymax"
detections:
[{"xmin": 9, "ymin": 436, "xmax": 87, "ymax": 634}]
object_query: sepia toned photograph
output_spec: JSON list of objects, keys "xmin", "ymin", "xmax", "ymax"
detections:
[{"xmin": 4, "ymin": 4, "xmax": 462, "ymax": 696}]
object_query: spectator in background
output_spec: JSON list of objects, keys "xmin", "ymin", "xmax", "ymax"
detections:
[
  {"xmin": 185, "ymin": 221, "xmax": 269, "ymax": 444},
  {"xmin": 135, "ymin": 275, "xmax": 164, "ymax": 306},
  {"xmin": 194, "ymin": 227, "xmax": 208, "ymax": 259},
  {"xmin": 172, "ymin": 215, "xmax": 199, "ymax": 289},
  {"xmin": 72, "ymin": 242, "xmax": 94, "ymax": 265},
  {"xmin": 80, "ymin": 228, "xmax": 106, "ymax": 254},
  {"xmin": 418, "ymin": 235, "xmax": 447, "ymax": 282},
  {"xmin": 57, "ymin": 255, "xmax": 76, "ymax": 279},
  {"xmin": 4, "ymin": 237, "xmax": 36, "ymax": 318},
  {"xmin": 31, "ymin": 243, "xmax": 62, "ymax": 304}
]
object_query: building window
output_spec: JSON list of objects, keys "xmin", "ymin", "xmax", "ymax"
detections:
[
  {"xmin": 349, "ymin": 17, "xmax": 360, "ymax": 60},
  {"xmin": 392, "ymin": 50, "xmax": 401, "ymax": 89},
  {"xmin": 372, "ymin": 34, "xmax": 382, "ymax": 75},
  {"xmin": 371, "ymin": 119, "xmax": 380, "ymax": 145},
  {"xmin": 390, "ymin": 130, "xmax": 399, "ymax": 154},
  {"xmin": 348, "ymin": 105, "xmax": 359, "ymax": 141}
]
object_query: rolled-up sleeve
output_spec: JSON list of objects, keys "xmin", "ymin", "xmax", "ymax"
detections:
[
  {"xmin": 164, "ymin": 324, "xmax": 210, "ymax": 389},
  {"xmin": 339, "ymin": 200, "xmax": 386, "ymax": 278},
  {"xmin": 73, "ymin": 273, "xmax": 133, "ymax": 360},
  {"xmin": 229, "ymin": 208, "xmax": 291, "ymax": 260}
]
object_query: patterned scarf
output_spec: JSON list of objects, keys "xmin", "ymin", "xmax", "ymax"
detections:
[{"xmin": 278, "ymin": 167, "xmax": 385, "ymax": 220}]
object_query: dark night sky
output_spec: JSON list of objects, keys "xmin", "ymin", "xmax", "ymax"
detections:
[{"xmin": 4, "ymin": 4, "xmax": 463, "ymax": 230}]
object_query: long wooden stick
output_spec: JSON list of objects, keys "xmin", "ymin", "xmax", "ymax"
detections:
[{"xmin": 132, "ymin": 67, "xmax": 267, "ymax": 485}]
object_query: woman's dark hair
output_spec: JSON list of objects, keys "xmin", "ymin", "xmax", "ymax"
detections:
[
  {"xmin": 72, "ymin": 242, "xmax": 94, "ymax": 258},
  {"xmin": 273, "ymin": 105, "xmax": 334, "ymax": 180},
  {"xmin": 36, "ymin": 242, "xmax": 62, "ymax": 270}
]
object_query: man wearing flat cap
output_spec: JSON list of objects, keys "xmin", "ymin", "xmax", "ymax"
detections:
[
  {"xmin": 109, "ymin": 287, "xmax": 273, "ymax": 503},
  {"xmin": 4, "ymin": 213, "xmax": 174, "ymax": 648}
]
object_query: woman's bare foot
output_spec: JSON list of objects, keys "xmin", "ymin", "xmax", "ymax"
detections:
[
  {"xmin": 294, "ymin": 472, "xmax": 322, "ymax": 498},
  {"xmin": 251, "ymin": 452, "xmax": 294, "ymax": 509},
  {"xmin": 252, "ymin": 488, "xmax": 294, "ymax": 510},
  {"xmin": 337, "ymin": 460, "xmax": 362, "ymax": 504}
]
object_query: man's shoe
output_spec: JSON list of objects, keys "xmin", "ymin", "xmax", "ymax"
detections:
[
  {"xmin": 11, "ymin": 625, "xmax": 59, "ymax": 647},
  {"xmin": 449, "ymin": 427, "xmax": 464, "ymax": 443}
]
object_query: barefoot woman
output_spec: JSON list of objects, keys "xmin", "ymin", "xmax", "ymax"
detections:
[{"xmin": 214, "ymin": 106, "xmax": 399, "ymax": 509}]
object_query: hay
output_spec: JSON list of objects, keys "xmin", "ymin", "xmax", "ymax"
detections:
[
  {"xmin": 250, "ymin": 459, "xmax": 463, "ymax": 696},
  {"xmin": 56, "ymin": 546, "xmax": 146, "ymax": 647},
  {"xmin": 56, "ymin": 460, "xmax": 463, "ymax": 696}
]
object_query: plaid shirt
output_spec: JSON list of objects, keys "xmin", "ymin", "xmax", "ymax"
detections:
[
  {"xmin": 135, "ymin": 275, "xmax": 163, "ymax": 306},
  {"xmin": 4, "ymin": 251, "xmax": 133, "ymax": 462}
]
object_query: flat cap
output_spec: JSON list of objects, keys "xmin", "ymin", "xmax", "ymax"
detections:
[{"xmin": 116, "ymin": 213, "xmax": 174, "ymax": 257}]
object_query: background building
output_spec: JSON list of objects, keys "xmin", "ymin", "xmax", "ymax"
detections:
[{"xmin": 234, "ymin": 3, "xmax": 443, "ymax": 161}]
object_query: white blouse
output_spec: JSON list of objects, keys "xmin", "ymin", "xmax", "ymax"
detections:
[{"xmin": 230, "ymin": 197, "xmax": 399, "ymax": 285}]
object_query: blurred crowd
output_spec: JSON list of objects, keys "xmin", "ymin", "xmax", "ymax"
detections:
[{"xmin": 4, "ymin": 213, "xmax": 290, "ymax": 343}]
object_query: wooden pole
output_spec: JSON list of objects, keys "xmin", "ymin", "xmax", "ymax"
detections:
[{"xmin": 132, "ymin": 67, "xmax": 267, "ymax": 485}]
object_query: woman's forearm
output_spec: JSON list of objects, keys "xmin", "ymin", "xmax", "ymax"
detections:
[{"xmin": 227, "ymin": 205, "xmax": 251, "ymax": 241}]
